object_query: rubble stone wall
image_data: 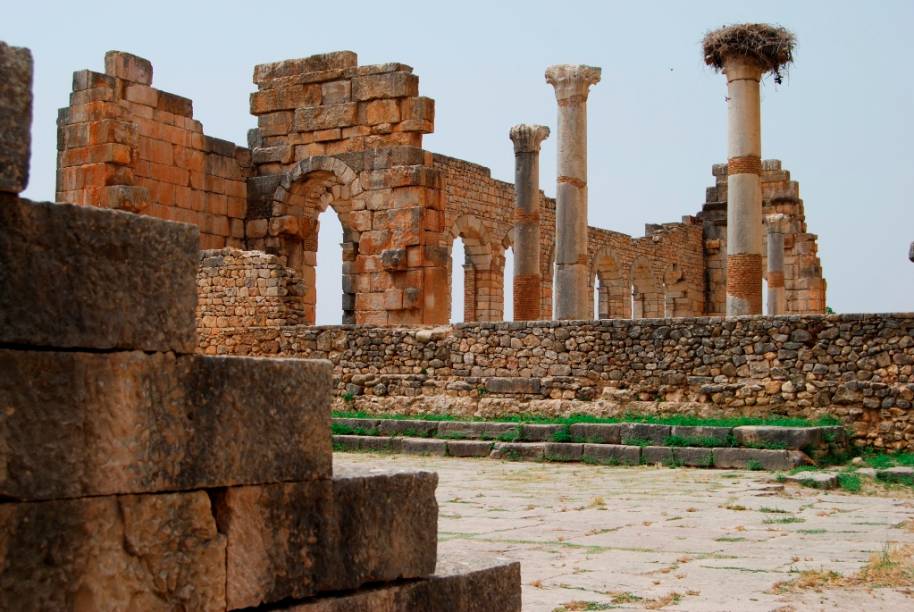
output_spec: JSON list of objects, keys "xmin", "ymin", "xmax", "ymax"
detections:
[
  {"xmin": 56, "ymin": 51, "xmax": 251, "ymax": 250},
  {"xmin": 200, "ymin": 314, "xmax": 914, "ymax": 451}
]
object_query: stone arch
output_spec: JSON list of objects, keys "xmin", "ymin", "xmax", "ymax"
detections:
[
  {"xmin": 269, "ymin": 156, "xmax": 362, "ymax": 324},
  {"xmin": 630, "ymin": 257, "xmax": 663, "ymax": 319},
  {"xmin": 592, "ymin": 250, "xmax": 629, "ymax": 319},
  {"xmin": 444, "ymin": 215, "xmax": 499, "ymax": 322}
]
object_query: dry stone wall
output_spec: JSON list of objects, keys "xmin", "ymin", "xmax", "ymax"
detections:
[{"xmin": 201, "ymin": 314, "xmax": 914, "ymax": 451}]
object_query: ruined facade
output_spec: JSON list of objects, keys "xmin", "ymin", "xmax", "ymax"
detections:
[{"xmin": 56, "ymin": 49, "xmax": 826, "ymax": 327}]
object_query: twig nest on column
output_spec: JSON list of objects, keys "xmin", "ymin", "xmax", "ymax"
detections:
[{"xmin": 703, "ymin": 23, "xmax": 795, "ymax": 84}]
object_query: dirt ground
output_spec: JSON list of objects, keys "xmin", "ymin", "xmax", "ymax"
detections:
[{"xmin": 335, "ymin": 452, "xmax": 914, "ymax": 612}]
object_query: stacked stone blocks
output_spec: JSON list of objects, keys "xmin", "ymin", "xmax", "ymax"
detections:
[{"xmin": 1, "ymin": 43, "xmax": 520, "ymax": 610}]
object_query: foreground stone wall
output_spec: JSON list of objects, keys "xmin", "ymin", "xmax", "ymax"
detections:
[{"xmin": 201, "ymin": 314, "xmax": 914, "ymax": 450}]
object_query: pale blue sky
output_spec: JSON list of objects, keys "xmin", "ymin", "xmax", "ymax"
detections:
[{"xmin": 6, "ymin": 0, "xmax": 912, "ymax": 322}]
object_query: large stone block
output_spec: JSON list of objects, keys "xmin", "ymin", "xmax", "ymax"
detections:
[
  {"xmin": 0, "ymin": 42, "xmax": 33, "ymax": 193},
  {"xmin": 281, "ymin": 555, "xmax": 521, "ymax": 612},
  {"xmin": 0, "ymin": 350, "xmax": 332, "ymax": 500},
  {"xmin": 218, "ymin": 468, "xmax": 439, "ymax": 609},
  {"xmin": 0, "ymin": 199, "xmax": 198, "ymax": 352},
  {"xmin": 0, "ymin": 491, "xmax": 225, "ymax": 611},
  {"xmin": 732, "ymin": 426, "xmax": 822, "ymax": 450}
]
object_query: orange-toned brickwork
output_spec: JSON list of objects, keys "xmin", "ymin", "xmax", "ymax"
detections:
[{"xmin": 56, "ymin": 52, "xmax": 250, "ymax": 250}]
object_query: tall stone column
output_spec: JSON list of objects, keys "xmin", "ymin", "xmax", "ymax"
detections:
[
  {"xmin": 546, "ymin": 64, "xmax": 601, "ymax": 320},
  {"xmin": 509, "ymin": 124, "xmax": 550, "ymax": 321},
  {"xmin": 766, "ymin": 213, "xmax": 788, "ymax": 315},
  {"xmin": 703, "ymin": 24, "xmax": 794, "ymax": 316}
]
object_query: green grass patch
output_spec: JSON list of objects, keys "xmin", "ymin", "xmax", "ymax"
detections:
[
  {"xmin": 758, "ymin": 506, "xmax": 790, "ymax": 514},
  {"xmin": 763, "ymin": 516, "xmax": 806, "ymax": 524},
  {"xmin": 837, "ymin": 473, "xmax": 862, "ymax": 492},
  {"xmin": 863, "ymin": 452, "xmax": 914, "ymax": 470},
  {"xmin": 715, "ymin": 536, "xmax": 747, "ymax": 542},
  {"xmin": 332, "ymin": 410, "xmax": 831, "ymax": 429},
  {"xmin": 798, "ymin": 529, "xmax": 827, "ymax": 535},
  {"xmin": 331, "ymin": 423, "xmax": 378, "ymax": 436}
]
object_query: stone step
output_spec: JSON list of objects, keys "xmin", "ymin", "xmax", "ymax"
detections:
[
  {"xmin": 218, "ymin": 467, "xmax": 438, "ymax": 610},
  {"xmin": 0, "ymin": 490, "xmax": 226, "ymax": 611},
  {"xmin": 276, "ymin": 554, "xmax": 521, "ymax": 612},
  {"xmin": 0, "ymin": 350, "xmax": 332, "ymax": 501},
  {"xmin": 331, "ymin": 417, "xmax": 848, "ymax": 452},
  {"xmin": 0, "ymin": 198, "xmax": 198, "ymax": 353},
  {"xmin": 332, "ymin": 435, "xmax": 809, "ymax": 471}
]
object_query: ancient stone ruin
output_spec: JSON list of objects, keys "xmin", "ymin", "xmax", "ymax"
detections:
[{"xmin": 0, "ymin": 41, "xmax": 520, "ymax": 610}]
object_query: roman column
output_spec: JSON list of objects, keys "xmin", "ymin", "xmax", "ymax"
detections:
[
  {"xmin": 703, "ymin": 24, "xmax": 795, "ymax": 316},
  {"xmin": 766, "ymin": 213, "xmax": 788, "ymax": 315},
  {"xmin": 545, "ymin": 64, "xmax": 601, "ymax": 320},
  {"xmin": 509, "ymin": 124, "xmax": 550, "ymax": 321}
]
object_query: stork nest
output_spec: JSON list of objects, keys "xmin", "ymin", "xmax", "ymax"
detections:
[{"xmin": 703, "ymin": 23, "xmax": 795, "ymax": 84}]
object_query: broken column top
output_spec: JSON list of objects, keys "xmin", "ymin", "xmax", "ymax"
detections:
[
  {"xmin": 104, "ymin": 50, "xmax": 153, "ymax": 85},
  {"xmin": 253, "ymin": 50, "xmax": 358, "ymax": 84},
  {"xmin": 509, "ymin": 124, "xmax": 550, "ymax": 153},
  {"xmin": 545, "ymin": 64, "xmax": 601, "ymax": 100},
  {"xmin": 0, "ymin": 41, "xmax": 33, "ymax": 194},
  {"xmin": 702, "ymin": 23, "xmax": 795, "ymax": 82}
]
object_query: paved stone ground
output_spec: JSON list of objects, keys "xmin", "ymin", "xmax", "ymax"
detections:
[{"xmin": 335, "ymin": 452, "xmax": 914, "ymax": 611}]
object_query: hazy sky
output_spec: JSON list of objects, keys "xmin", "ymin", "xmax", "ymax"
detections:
[{"xmin": 6, "ymin": 0, "xmax": 912, "ymax": 323}]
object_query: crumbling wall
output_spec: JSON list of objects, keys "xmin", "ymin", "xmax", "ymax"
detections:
[
  {"xmin": 199, "ymin": 314, "xmax": 914, "ymax": 451},
  {"xmin": 56, "ymin": 51, "xmax": 251, "ymax": 249},
  {"xmin": 699, "ymin": 160, "xmax": 827, "ymax": 315}
]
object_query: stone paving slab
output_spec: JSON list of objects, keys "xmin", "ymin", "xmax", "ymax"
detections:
[
  {"xmin": 0, "ymin": 198, "xmax": 198, "ymax": 353},
  {"xmin": 335, "ymin": 452, "xmax": 914, "ymax": 612},
  {"xmin": 0, "ymin": 350, "xmax": 332, "ymax": 500}
]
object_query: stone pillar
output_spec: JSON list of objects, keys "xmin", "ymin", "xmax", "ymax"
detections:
[
  {"xmin": 722, "ymin": 57, "xmax": 765, "ymax": 316},
  {"xmin": 766, "ymin": 214, "xmax": 788, "ymax": 315},
  {"xmin": 909, "ymin": 241, "xmax": 914, "ymax": 263},
  {"xmin": 546, "ymin": 64, "xmax": 601, "ymax": 320},
  {"xmin": 509, "ymin": 124, "xmax": 550, "ymax": 321}
]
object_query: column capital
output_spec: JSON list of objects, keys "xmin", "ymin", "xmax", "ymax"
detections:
[
  {"xmin": 509, "ymin": 124, "xmax": 550, "ymax": 154},
  {"xmin": 765, "ymin": 213, "xmax": 789, "ymax": 234},
  {"xmin": 545, "ymin": 64, "xmax": 601, "ymax": 101}
]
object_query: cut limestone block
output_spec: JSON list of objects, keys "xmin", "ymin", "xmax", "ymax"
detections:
[
  {"xmin": 582, "ymin": 444, "xmax": 640, "ymax": 466},
  {"xmin": 491, "ymin": 442, "xmax": 545, "ymax": 461},
  {"xmin": 437, "ymin": 421, "xmax": 487, "ymax": 438},
  {"xmin": 0, "ymin": 199, "xmax": 198, "ymax": 353},
  {"xmin": 401, "ymin": 437, "xmax": 447, "ymax": 455},
  {"xmin": 569, "ymin": 423, "xmax": 622, "ymax": 444},
  {"xmin": 731, "ymin": 426, "xmax": 821, "ymax": 450},
  {"xmin": 521, "ymin": 423, "xmax": 563, "ymax": 441},
  {"xmin": 673, "ymin": 447, "xmax": 714, "ymax": 467},
  {"xmin": 0, "ymin": 350, "xmax": 332, "ymax": 500},
  {"xmin": 360, "ymin": 436, "xmax": 402, "ymax": 452},
  {"xmin": 670, "ymin": 425, "xmax": 732, "ymax": 445},
  {"xmin": 447, "ymin": 440, "xmax": 494, "ymax": 457},
  {"xmin": 333, "ymin": 417, "xmax": 380, "ymax": 432},
  {"xmin": 545, "ymin": 442, "xmax": 583, "ymax": 461},
  {"xmin": 216, "ymin": 468, "xmax": 438, "ymax": 609},
  {"xmin": 0, "ymin": 491, "xmax": 225, "ymax": 611},
  {"xmin": 712, "ymin": 448, "xmax": 792, "ymax": 471},
  {"xmin": 642, "ymin": 446, "xmax": 675, "ymax": 465},
  {"xmin": 332, "ymin": 434, "xmax": 361, "ymax": 451},
  {"xmin": 280, "ymin": 555, "xmax": 521, "ymax": 612},
  {"xmin": 0, "ymin": 42, "xmax": 32, "ymax": 193},
  {"xmin": 877, "ymin": 466, "xmax": 914, "ymax": 483},
  {"xmin": 620, "ymin": 423, "xmax": 671, "ymax": 445},
  {"xmin": 376, "ymin": 419, "xmax": 439, "ymax": 437},
  {"xmin": 784, "ymin": 472, "xmax": 838, "ymax": 489}
]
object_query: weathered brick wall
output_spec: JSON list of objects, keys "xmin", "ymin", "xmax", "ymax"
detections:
[
  {"xmin": 56, "ymin": 52, "xmax": 250, "ymax": 250},
  {"xmin": 197, "ymin": 248, "xmax": 306, "ymax": 352},
  {"xmin": 435, "ymin": 154, "xmax": 705, "ymax": 321},
  {"xmin": 699, "ymin": 160, "xmax": 826, "ymax": 315},
  {"xmin": 200, "ymin": 314, "xmax": 914, "ymax": 450}
]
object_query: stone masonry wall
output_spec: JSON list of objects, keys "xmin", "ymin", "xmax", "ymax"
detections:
[
  {"xmin": 197, "ymin": 248, "xmax": 306, "ymax": 347},
  {"xmin": 435, "ymin": 154, "xmax": 705, "ymax": 322},
  {"xmin": 199, "ymin": 314, "xmax": 914, "ymax": 451},
  {"xmin": 56, "ymin": 51, "xmax": 250, "ymax": 249}
]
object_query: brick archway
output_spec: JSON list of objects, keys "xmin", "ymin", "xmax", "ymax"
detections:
[{"xmin": 592, "ymin": 250, "xmax": 629, "ymax": 319}]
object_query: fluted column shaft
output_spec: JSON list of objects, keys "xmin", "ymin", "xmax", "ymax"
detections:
[
  {"xmin": 546, "ymin": 64, "xmax": 601, "ymax": 320},
  {"xmin": 766, "ymin": 214, "xmax": 788, "ymax": 315}
]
